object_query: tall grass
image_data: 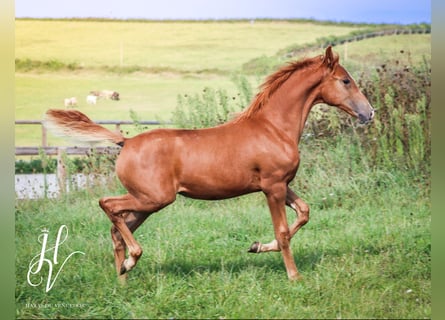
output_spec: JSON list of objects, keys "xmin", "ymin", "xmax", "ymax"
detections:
[{"xmin": 357, "ymin": 53, "xmax": 431, "ymax": 175}]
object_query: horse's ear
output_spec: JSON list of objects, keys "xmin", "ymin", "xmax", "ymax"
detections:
[{"xmin": 323, "ymin": 46, "xmax": 339, "ymax": 70}]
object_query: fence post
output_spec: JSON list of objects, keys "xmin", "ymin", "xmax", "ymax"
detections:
[
  {"xmin": 57, "ymin": 147, "xmax": 67, "ymax": 194},
  {"xmin": 42, "ymin": 124, "xmax": 47, "ymax": 147}
]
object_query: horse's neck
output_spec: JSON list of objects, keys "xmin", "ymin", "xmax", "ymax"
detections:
[{"xmin": 257, "ymin": 71, "xmax": 323, "ymax": 143}]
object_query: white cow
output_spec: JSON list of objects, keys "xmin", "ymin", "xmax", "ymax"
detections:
[
  {"xmin": 86, "ymin": 95, "xmax": 97, "ymax": 105},
  {"xmin": 64, "ymin": 97, "xmax": 77, "ymax": 108}
]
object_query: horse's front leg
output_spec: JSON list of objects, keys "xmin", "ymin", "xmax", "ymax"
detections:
[
  {"xmin": 262, "ymin": 184, "xmax": 301, "ymax": 280},
  {"xmin": 248, "ymin": 186, "xmax": 309, "ymax": 253}
]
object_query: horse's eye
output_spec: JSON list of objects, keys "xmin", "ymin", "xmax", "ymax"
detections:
[{"xmin": 342, "ymin": 78, "xmax": 351, "ymax": 85}]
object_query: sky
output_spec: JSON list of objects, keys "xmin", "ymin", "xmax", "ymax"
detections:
[{"xmin": 15, "ymin": 0, "xmax": 430, "ymax": 24}]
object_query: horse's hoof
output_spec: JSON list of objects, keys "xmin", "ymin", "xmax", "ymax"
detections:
[
  {"xmin": 289, "ymin": 273, "xmax": 303, "ymax": 281},
  {"xmin": 248, "ymin": 241, "xmax": 261, "ymax": 253}
]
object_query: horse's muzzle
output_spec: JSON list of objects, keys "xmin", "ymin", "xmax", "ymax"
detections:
[{"xmin": 358, "ymin": 107, "xmax": 375, "ymax": 125}]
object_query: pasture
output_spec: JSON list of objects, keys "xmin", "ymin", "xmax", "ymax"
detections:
[
  {"xmin": 15, "ymin": 153, "xmax": 431, "ymax": 319},
  {"xmin": 15, "ymin": 19, "xmax": 430, "ymax": 318},
  {"xmin": 15, "ymin": 20, "xmax": 366, "ymax": 72}
]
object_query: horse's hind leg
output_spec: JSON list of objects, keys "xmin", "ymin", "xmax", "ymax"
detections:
[
  {"xmin": 99, "ymin": 193, "xmax": 174, "ymax": 276},
  {"xmin": 111, "ymin": 212, "xmax": 150, "ymax": 281}
]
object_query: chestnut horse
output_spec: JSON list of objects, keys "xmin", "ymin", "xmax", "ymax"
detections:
[{"xmin": 44, "ymin": 47, "xmax": 374, "ymax": 281}]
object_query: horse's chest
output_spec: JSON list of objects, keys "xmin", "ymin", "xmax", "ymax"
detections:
[{"xmin": 257, "ymin": 147, "xmax": 300, "ymax": 181}]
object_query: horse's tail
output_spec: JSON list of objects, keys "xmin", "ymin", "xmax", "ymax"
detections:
[{"xmin": 43, "ymin": 109, "xmax": 125, "ymax": 146}]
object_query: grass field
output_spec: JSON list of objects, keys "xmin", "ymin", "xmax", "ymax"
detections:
[
  {"xmin": 15, "ymin": 19, "xmax": 431, "ymax": 319},
  {"xmin": 15, "ymin": 20, "xmax": 366, "ymax": 72},
  {"xmin": 15, "ymin": 151, "xmax": 430, "ymax": 319}
]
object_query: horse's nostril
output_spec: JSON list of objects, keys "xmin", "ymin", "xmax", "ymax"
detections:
[
  {"xmin": 358, "ymin": 113, "xmax": 368, "ymax": 124},
  {"xmin": 358, "ymin": 110, "xmax": 374, "ymax": 124}
]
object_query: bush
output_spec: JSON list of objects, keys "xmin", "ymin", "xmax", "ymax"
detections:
[
  {"xmin": 15, "ymin": 152, "xmax": 117, "ymax": 175},
  {"xmin": 15, "ymin": 58, "xmax": 81, "ymax": 72},
  {"xmin": 356, "ymin": 52, "xmax": 431, "ymax": 175},
  {"xmin": 172, "ymin": 75, "xmax": 252, "ymax": 129},
  {"xmin": 15, "ymin": 158, "xmax": 57, "ymax": 174}
]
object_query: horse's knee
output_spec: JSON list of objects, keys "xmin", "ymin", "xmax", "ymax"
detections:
[
  {"xmin": 300, "ymin": 205, "xmax": 310, "ymax": 224},
  {"xmin": 294, "ymin": 200, "xmax": 310, "ymax": 225},
  {"xmin": 99, "ymin": 197, "xmax": 113, "ymax": 214}
]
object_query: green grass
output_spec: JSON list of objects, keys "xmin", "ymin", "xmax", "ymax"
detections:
[
  {"xmin": 15, "ymin": 69, "xmax": 241, "ymax": 118},
  {"xmin": 15, "ymin": 160, "xmax": 430, "ymax": 318}
]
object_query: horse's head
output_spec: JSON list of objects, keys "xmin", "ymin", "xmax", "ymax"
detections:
[{"xmin": 318, "ymin": 46, "xmax": 374, "ymax": 124}]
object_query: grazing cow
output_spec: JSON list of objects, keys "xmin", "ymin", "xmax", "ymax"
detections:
[
  {"xmin": 100, "ymin": 90, "xmax": 120, "ymax": 100},
  {"xmin": 89, "ymin": 90, "xmax": 120, "ymax": 101},
  {"xmin": 64, "ymin": 97, "xmax": 77, "ymax": 108},
  {"xmin": 110, "ymin": 91, "xmax": 120, "ymax": 100},
  {"xmin": 86, "ymin": 95, "xmax": 97, "ymax": 105}
]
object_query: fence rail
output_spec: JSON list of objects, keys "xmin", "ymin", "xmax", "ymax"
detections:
[{"xmin": 15, "ymin": 146, "xmax": 121, "ymax": 156}]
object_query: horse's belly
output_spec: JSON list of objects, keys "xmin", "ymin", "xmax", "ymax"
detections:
[
  {"xmin": 177, "ymin": 169, "xmax": 261, "ymax": 200},
  {"xmin": 178, "ymin": 186, "xmax": 258, "ymax": 200}
]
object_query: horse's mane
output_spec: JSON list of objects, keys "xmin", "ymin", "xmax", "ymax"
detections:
[{"xmin": 234, "ymin": 54, "xmax": 326, "ymax": 121}]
